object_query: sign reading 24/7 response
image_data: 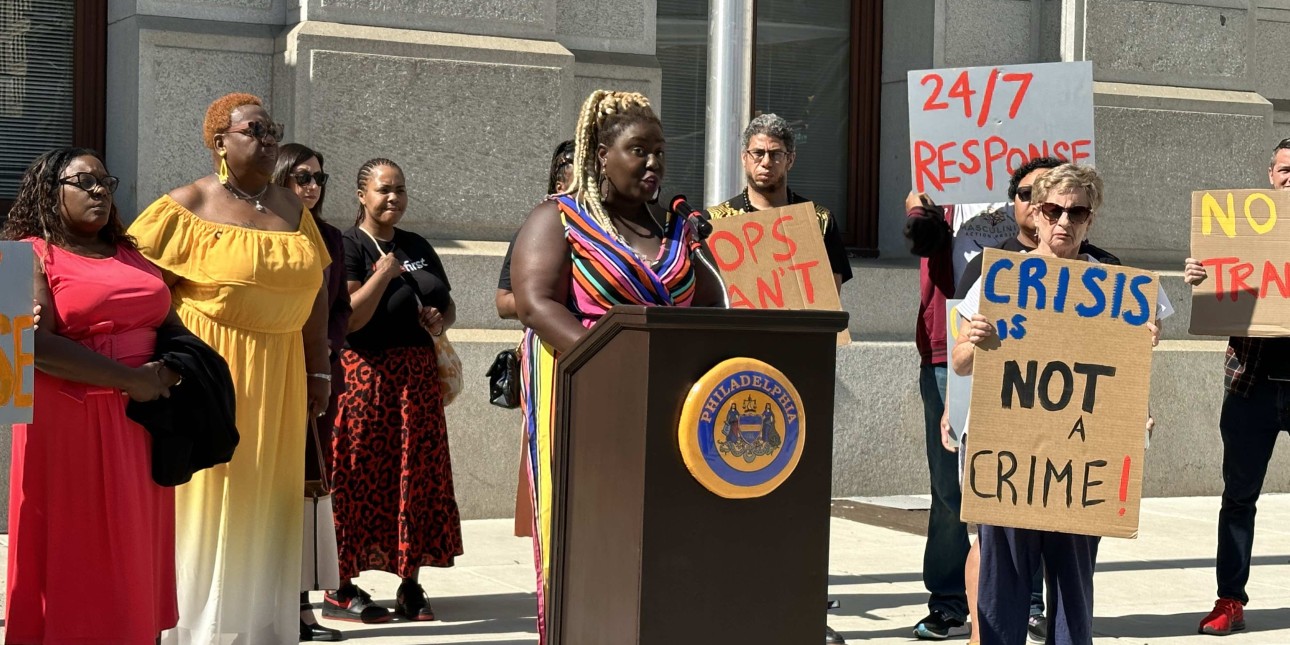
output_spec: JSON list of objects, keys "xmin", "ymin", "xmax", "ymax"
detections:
[
  {"xmin": 1190, "ymin": 188, "xmax": 1290, "ymax": 336},
  {"xmin": 908, "ymin": 61, "xmax": 1095, "ymax": 204},
  {"xmin": 0, "ymin": 241, "xmax": 36, "ymax": 425},
  {"xmin": 706, "ymin": 203, "xmax": 848, "ymax": 345},
  {"xmin": 963, "ymin": 249, "xmax": 1157, "ymax": 539}
]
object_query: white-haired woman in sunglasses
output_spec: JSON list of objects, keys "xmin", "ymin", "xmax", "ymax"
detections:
[{"xmin": 949, "ymin": 163, "xmax": 1170, "ymax": 645}]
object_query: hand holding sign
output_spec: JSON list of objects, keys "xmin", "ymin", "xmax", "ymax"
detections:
[
  {"xmin": 961, "ymin": 249, "xmax": 1163, "ymax": 539},
  {"xmin": 705, "ymin": 203, "xmax": 849, "ymax": 345},
  {"xmin": 1189, "ymin": 189, "xmax": 1290, "ymax": 336}
]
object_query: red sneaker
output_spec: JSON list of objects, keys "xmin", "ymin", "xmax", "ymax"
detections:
[{"xmin": 1198, "ymin": 598, "xmax": 1246, "ymax": 636}]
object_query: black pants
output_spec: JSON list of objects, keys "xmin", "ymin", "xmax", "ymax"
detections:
[{"xmin": 1217, "ymin": 378, "xmax": 1290, "ymax": 603}]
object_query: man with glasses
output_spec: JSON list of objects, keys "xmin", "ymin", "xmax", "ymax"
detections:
[
  {"xmin": 705, "ymin": 113, "xmax": 851, "ymax": 644},
  {"xmin": 1188, "ymin": 137, "xmax": 1290, "ymax": 637},
  {"xmin": 705, "ymin": 113, "xmax": 853, "ymax": 294}
]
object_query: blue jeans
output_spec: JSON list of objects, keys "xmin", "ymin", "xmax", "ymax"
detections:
[
  {"xmin": 1217, "ymin": 378, "xmax": 1290, "ymax": 603},
  {"xmin": 920, "ymin": 364, "xmax": 969, "ymax": 620},
  {"xmin": 978, "ymin": 525, "xmax": 1099, "ymax": 645}
]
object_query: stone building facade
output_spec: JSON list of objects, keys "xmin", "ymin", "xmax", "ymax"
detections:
[{"xmin": 3, "ymin": 0, "xmax": 1290, "ymax": 521}]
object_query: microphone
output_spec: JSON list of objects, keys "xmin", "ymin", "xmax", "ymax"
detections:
[
  {"xmin": 669, "ymin": 194, "xmax": 730, "ymax": 308},
  {"xmin": 669, "ymin": 194, "xmax": 712, "ymax": 239}
]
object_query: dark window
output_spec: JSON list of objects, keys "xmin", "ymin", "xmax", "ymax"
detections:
[
  {"xmin": 0, "ymin": 0, "xmax": 104, "ymax": 216},
  {"xmin": 656, "ymin": 0, "xmax": 709, "ymax": 208},
  {"xmin": 753, "ymin": 0, "xmax": 852, "ymax": 235},
  {"xmin": 657, "ymin": 0, "xmax": 881, "ymax": 254}
]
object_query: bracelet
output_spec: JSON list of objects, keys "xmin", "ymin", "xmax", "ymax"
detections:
[{"xmin": 309, "ymin": 373, "xmax": 332, "ymax": 382}]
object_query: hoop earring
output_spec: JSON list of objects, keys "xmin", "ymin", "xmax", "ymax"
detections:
[{"xmin": 217, "ymin": 150, "xmax": 230, "ymax": 186}]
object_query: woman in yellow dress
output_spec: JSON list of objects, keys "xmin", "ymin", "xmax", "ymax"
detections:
[{"xmin": 129, "ymin": 92, "xmax": 332, "ymax": 644}]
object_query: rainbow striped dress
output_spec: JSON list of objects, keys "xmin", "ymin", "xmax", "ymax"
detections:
[{"xmin": 522, "ymin": 195, "xmax": 696, "ymax": 640}]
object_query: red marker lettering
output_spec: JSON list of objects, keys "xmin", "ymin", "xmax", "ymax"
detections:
[
  {"xmin": 770, "ymin": 216, "xmax": 798, "ymax": 262},
  {"xmin": 707, "ymin": 231, "xmax": 744, "ymax": 272},
  {"xmin": 913, "ymin": 140, "xmax": 942, "ymax": 193}
]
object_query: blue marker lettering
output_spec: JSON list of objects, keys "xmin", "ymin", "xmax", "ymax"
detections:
[
  {"xmin": 1018, "ymin": 257, "xmax": 1047, "ymax": 310},
  {"xmin": 1010, "ymin": 314, "xmax": 1027, "ymax": 340},
  {"xmin": 1054, "ymin": 266, "xmax": 1070, "ymax": 313},
  {"xmin": 985, "ymin": 258, "xmax": 1014, "ymax": 304},
  {"xmin": 1075, "ymin": 267, "xmax": 1108, "ymax": 318},
  {"xmin": 1110, "ymin": 272, "xmax": 1127, "ymax": 320},
  {"xmin": 1123, "ymin": 275, "xmax": 1152, "ymax": 326}
]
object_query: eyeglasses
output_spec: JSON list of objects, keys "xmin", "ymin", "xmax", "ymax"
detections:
[
  {"xmin": 744, "ymin": 149, "xmax": 790, "ymax": 164},
  {"xmin": 291, "ymin": 170, "xmax": 329, "ymax": 187},
  {"xmin": 225, "ymin": 121, "xmax": 284, "ymax": 143},
  {"xmin": 1037, "ymin": 202, "xmax": 1093, "ymax": 225},
  {"xmin": 59, "ymin": 172, "xmax": 119, "ymax": 195},
  {"xmin": 1016, "ymin": 186, "xmax": 1033, "ymax": 202}
]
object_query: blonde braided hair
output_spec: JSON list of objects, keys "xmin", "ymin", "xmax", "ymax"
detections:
[{"xmin": 566, "ymin": 90, "xmax": 661, "ymax": 240}]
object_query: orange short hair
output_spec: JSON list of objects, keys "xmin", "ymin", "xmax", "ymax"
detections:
[{"xmin": 203, "ymin": 92, "xmax": 263, "ymax": 150}]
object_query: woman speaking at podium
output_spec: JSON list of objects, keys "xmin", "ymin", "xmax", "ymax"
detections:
[{"xmin": 509, "ymin": 89, "xmax": 724, "ymax": 641}]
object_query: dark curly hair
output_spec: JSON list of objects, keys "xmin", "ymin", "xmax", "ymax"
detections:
[
  {"xmin": 273, "ymin": 143, "xmax": 326, "ymax": 219},
  {"xmin": 1008, "ymin": 156, "xmax": 1066, "ymax": 201},
  {"xmin": 1, "ymin": 148, "xmax": 135, "ymax": 249},
  {"xmin": 547, "ymin": 140, "xmax": 575, "ymax": 195}
]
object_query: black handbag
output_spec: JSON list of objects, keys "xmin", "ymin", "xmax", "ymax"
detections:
[{"xmin": 486, "ymin": 347, "xmax": 521, "ymax": 409}]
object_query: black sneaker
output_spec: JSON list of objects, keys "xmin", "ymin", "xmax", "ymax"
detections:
[
  {"xmin": 396, "ymin": 582, "xmax": 436, "ymax": 621},
  {"xmin": 300, "ymin": 618, "xmax": 344, "ymax": 642},
  {"xmin": 913, "ymin": 610, "xmax": 967, "ymax": 640},
  {"xmin": 1027, "ymin": 614, "xmax": 1048, "ymax": 644},
  {"xmin": 825, "ymin": 624, "xmax": 846, "ymax": 644},
  {"xmin": 321, "ymin": 585, "xmax": 391, "ymax": 624}
]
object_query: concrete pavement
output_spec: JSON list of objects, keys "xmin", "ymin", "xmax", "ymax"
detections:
[{"xmin": 5, "ymin": 496, "xmax": 1290, "ymax": 643}]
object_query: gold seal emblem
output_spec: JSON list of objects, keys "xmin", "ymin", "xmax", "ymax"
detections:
[{"xmin": 677, "ymin": 358, "xmax": 806, "ymax": 499}]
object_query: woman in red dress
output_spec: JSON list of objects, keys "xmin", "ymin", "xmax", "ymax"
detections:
[{"xmin": 3, "ymin": 148, "xmax": 182, "ymax": 644}]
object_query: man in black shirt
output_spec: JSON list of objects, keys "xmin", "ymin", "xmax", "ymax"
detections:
[
  {"xmin": 705, "ymin": 114, "xmax": 850, "ymax": 644},
  {"xmin": 705, "ymin": 113, "xmax": 853, "ymax": 294}
]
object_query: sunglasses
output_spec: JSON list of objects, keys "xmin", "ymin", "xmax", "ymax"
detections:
[
  {"xmin": 1016, "ymin": 186, "xmax": 1033, "ymax": 202},
  {"xmin": 60, "ymin": 172, "xmax": 119, "ymax": 195},
  {"xmin": 291, "ymin": 170, "xmax": 329, "ymax": 187},
  {"xmin": 225, "ymin": 121, "xmax": 284, "ymax": 143},
  {"xmin": 1037, "ymin": 202, "xmax": 1094, "ymax": 225}
]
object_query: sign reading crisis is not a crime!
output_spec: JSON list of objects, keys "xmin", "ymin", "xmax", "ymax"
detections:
[
  {"xmin": 705, "ymin": 203, "xmax": 848, "ymax": 345},
  {"xmin": 963, "ymin": 249, "xmax": 1157, "ymax": 539},
  {"xmin": 0, "ymin": 241, "xmax": 36, "ymax": 425},
  {"xmin": 908, "ymin": 61, "xmax": 1095, "ymax": 204},
  {"xmin": 1190, "ymin": 188, "xmax": 1290, "ymax": 336}
]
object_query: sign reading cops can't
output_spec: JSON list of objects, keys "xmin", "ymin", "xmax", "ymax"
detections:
[
  {"xmin": 908, "ymin": 61, "xmax": 1095, "ymax": 204},
  {"xmin": 677, "ymin": 358, "xmax": 805, "ymax": 499}
]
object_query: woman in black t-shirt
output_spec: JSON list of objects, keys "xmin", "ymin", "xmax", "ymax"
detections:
[{"xmin": 323, "ymin": 158, "xmax": 462, "ymax": 625}]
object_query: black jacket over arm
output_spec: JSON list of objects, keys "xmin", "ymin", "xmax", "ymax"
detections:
[{"xmin": 126, "ymin": 325, "xmax": 239, "ymax": 486}]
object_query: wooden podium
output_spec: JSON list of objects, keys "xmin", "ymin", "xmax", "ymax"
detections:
[{"xmin": 547, "ymin": 305, "xmax": 849, "ymax": 644}]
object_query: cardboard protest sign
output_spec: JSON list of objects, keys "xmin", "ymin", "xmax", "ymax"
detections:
[
  {"xmin": 0, "ymin": 241, "xmax": 36, "ymax": 425},
  {"xmin": 962, "ymin": 249, "xmax": 1156, "ymax": 538},
  {"xmin": 945, "ymin": 299, "xmax": 967, "ymax": 447},
  {"xmin": 705, "ymin": 203, "xmax": 849, "ymax": 345},
  {"xmin": 1189, "ymin": 188, "xmax": 1290, "ymax": 336},
  {"xmin": 908, "ymin": 61, "xmax": 1094, "ymax": 204}
]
